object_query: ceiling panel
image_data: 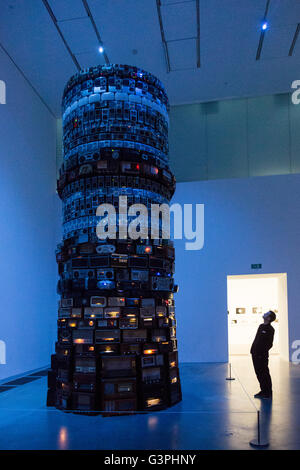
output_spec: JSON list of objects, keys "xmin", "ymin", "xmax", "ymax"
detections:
[
  {"xmin": 59, "ymin": 17, "xmax": 96, "ymax": 54},
  {"xmin": 161, "ymin": 1, "xmax": 197, "ymax": 40},
  {"xmin": 48, "ymin": 0, "xmax": 87, "ymax": 21},
  {"xmin": 160, "ymin": 0, "xmax": 195, "ymax": 5},
  {"xmin": 75, "ymin": 50, "xmax": 107, "ymax": 68},
  {"xmin": 261, "ymin": 24, "xmax": 296, "ymax": 59},
  {"xmin": 267, "ymin": 0, "xmax": 300, "ymax": 26},
  {"xmin": 160, "ymin": 0, "xmax": 181, "ymax": 4},
  {"xmin": 88, "ymin": 0, "xmax": 165, "ymax": 74},
  {"xmin": 199, "ymin": 0, "xmax": 261, "ymax": 79},
  {"xmin": 168, "ymin": 38, "xmax": 196, "ymax": 70}
]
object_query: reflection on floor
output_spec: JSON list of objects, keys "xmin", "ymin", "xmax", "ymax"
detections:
[{"xmin": 0, "ymin": 356, "xmax": 299, "ymax": 450}]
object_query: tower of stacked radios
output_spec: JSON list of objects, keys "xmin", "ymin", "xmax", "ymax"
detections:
[{"xmin": 47, "ymin": 64, "xmax": 182, "ymax": 415}]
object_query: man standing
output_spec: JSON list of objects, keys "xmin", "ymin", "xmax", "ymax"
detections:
[{"xmin": 251, "ymin": 310, "xmax": 276, "ymax": 399}]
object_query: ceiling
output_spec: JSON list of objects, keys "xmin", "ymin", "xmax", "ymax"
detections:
[{"xmin": 1, "ymin": 0, "xmax": 300, "ymax": 117}]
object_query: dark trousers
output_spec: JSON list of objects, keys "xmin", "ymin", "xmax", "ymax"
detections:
[{"xmin": 252, "ymin": 354, "xmax": 272, "ymax": 395}]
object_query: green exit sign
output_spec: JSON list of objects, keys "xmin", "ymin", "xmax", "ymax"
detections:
[{"xmin": 251, "ymin": 264, "xmax": 262, "ymax": 269}]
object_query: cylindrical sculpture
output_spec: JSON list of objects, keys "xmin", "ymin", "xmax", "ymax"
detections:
[{"xmin": 47, "ymin": 64, "xmax": 182, "ymax": 415}]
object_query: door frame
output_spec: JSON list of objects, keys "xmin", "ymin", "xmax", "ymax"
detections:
[{"xmin": 227, "ymin": 273, "xmax": 289, "ymax": 361}]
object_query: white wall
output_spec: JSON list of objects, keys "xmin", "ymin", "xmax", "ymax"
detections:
[
  {"xmin": 173, "ymin": 174, "xmax": 300, "ymax": 363},
  {"xmin": 0, "ymin": 47, "xmax": 57, "ymax": 380}
]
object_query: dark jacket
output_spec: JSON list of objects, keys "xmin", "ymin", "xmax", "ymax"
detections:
[{"xmin": 250, "ymin": 323, "xmax": 274, "ymax": 356}]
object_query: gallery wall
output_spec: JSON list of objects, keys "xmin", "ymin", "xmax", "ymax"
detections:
[
  {"xmin": 0, "ymin": 46, "xmax": 57, "ymax": 380},
  {"xmin": 169, "ymin": 93, "xmax": 300, "ymax": 182},
  {"xmin": 173, "ymin": 174, "xmax": 300, "ymax": 363}
]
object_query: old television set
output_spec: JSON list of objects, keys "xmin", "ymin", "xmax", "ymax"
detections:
[
  {"xmin": 74, "ymin": 357, "xmax": 96, "ymax": 374},
  {"xmin": 142, "ymin": 367, "xmax": 162, "ymax": 384},
  {"xmin": 72, "ymin": 330, "xmax": 94, "ymax": 344},
  {"xmin": 95, "ymin": 329, "xmax": 120, "ymax": 344},
  {"xmin": 101, "ymin": 356, "xmax": 136, "ymax": 377},
  {"xmin": 122, "ymin": 329, "xmax": 147, "ymax": 343},
  {"xmin": 102, "ymin": 378, "xmax": 136, "ymax": 399}
]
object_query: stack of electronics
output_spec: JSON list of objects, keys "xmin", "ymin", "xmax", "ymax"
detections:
[{"xmin": 47, "ymin": 64, "xmax": 182, "ymax": 415}]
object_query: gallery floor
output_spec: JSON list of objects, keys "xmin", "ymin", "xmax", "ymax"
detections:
[{"xmin": 0, "ymin": 356, "xmax": 299, "ymax": 450}]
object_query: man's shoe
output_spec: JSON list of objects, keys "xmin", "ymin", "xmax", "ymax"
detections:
[{"xmin": 254, "ymin": 391, "xmax": 272, "ymax": 399}]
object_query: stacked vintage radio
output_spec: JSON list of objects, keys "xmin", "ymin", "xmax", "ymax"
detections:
[{"xmin": 47, "ymin": 64, "xmax": 182, "ymax": 415}]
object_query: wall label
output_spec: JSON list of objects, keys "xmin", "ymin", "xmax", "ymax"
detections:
[
  {"xmin": 0, "ymin": 340, "xmax": 6, "ymax": 364},
  {"xmin": 0, "ymin": 80, "xmax": 6, "ymax": 104},
  {"xmin": 251, "ymin": 263, "xmax": 262, "ymax": 269}
]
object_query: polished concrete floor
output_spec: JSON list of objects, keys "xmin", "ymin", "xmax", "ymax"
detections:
[{"xmin": 0, "ymin": 356, "xmax": 299, "ymax": 450}]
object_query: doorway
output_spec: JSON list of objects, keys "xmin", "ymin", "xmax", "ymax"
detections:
[{"xmin": 227, "ymin": 273, "xmax": 289, "ymax": 360}]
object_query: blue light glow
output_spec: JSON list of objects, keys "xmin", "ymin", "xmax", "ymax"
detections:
[
  {"xmin": 261, "ymin": 22, "xmax": 268, "ymax": 31},
  {"xmin": 98, "ymin": 46, "xmax": 104, "ymax": 53}
]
